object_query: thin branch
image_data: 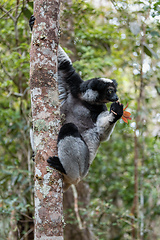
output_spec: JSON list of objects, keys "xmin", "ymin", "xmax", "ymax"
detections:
[
  {"xmin": 15, "ymin": 0, "xmax": 22, "ymax": 23},
  {"xmin": 19, "ymin": 212, "xmax": 33, "ymax": 221},
  {"xmin": 0, "ymin": 6, "xmax": 15, "ymax": 19},
  {"xmin": 7, "ymin": 87, "xmax": 30, "ymax": 98},
  {"xmin": 0, "ymin": 60, "xmax": 13, "ymax": 80},
  {"xmin": 20, "ymin": 227, "xmax": 34, "ymax": 240},
  {"xmin": 0, "ymin": 3, "xmax": 22, "ymax": 24},
  {"xmin": 0, "ymin": 5, "xmax": 15, "ymax": 22},
  {"xmin": 71, "ymin": 185, "xmax": 83, "ymax": 230}
]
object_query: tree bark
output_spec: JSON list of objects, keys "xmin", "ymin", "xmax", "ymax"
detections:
[{"xmin": 30, "ymin": 0, "xmax": 63, "ymax": 239}]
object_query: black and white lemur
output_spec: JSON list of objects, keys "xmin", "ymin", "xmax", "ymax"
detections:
[{"xmin": 29, "ymin": 16, "xmax": 123, "ymax": 191}]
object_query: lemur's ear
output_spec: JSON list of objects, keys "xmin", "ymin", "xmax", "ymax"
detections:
[
  {"xmin": 112, "ymin": 79, "xmax": 118, "ymax": 88},
  {"xmin": 89, "ymin": 79, "xmax": 105, "ymax": 91}
]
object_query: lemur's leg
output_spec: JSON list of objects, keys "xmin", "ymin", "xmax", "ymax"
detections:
[
  {"xmin": 47, "ymin": 123, "xmax": 89, "ymax": 182},
  {"xmin": 97, "ymin": 101, "xmax": 123, "ymax": 141}
]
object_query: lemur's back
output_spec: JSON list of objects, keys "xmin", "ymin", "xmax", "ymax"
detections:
[{"xmin": 61, "ymin": 93, "xmax": 95, "ymax": 134}]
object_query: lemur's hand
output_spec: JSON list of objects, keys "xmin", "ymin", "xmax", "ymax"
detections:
[
  {"xmin": 110, "ymin": 101, "xmax": 123, "ymax": 123},
  {"xmin": 29, "ymin": 15, "xmax": 35, "ymax": 31}
]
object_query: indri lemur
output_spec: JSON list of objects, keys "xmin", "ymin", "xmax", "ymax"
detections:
[{"xmin": 29, "ymin": 16, "xmax": 123, "ymax": 191}]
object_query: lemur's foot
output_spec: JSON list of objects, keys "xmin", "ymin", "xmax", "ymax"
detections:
[
  {"xmin": 47, "ymin": 156, "xmax": 66, "ymax": 174},
  {"xmin": 29, "ymin": 15, "xmax": 35, "ymax": 31}
]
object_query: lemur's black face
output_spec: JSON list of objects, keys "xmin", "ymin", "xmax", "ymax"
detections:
[
  {"xmin": 96, "ymin": 78, "xmax": 118, "ymax": 103},
  {"xmin": 105, "ymin": 86, "xmax": 118, "ymax": 102},
  {"xmin": 79, "ymin": 77, "xmax": 119, "ymax": 104}
]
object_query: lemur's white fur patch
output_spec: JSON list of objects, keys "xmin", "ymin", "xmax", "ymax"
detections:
[
  {"xmin": 58, "ymin": 46, "xmax": 72, "ymax": 64},
  {"xmin": 81, "ymin": 89, "xmax": 99, "ymax": 102},
  {"xmin": 100, "ymin": 78, "xmax": 113, "ymax": 83}
]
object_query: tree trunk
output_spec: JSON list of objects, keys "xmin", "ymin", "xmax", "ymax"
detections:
[{"xmin": 30, "ymin": 0, "xmax": 63, "ymax": 239}]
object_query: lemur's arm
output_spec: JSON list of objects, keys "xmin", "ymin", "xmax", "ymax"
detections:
[
  {"xmin": 58, "ymin": 46, "xmax": 83, "ymax": 100},
  {"xmin": 97, "ymin": 101, "xmax": 123, "ymax": 141},
  {"xmin": 29, "ymin": 16, "xmax": 83, "ymax": 100}
]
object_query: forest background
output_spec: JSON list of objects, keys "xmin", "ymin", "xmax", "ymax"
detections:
[{"xmin": 0, "ymin": 0, "xmax": 160, "ymax": 239}]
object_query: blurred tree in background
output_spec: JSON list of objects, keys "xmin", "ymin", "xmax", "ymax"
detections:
[{"xmin": 0, "ymin": 0, "xmax": 160, "ymax": 239}]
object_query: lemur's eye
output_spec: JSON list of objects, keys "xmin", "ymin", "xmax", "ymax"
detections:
[{"xmin": 108, "ymin": 89, "xmax": 113, "ymax": 94}]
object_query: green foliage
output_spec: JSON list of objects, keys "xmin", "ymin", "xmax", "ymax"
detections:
[{"xmin": 0, "ymin": 1, "xmax": 33, "ymax": 239}]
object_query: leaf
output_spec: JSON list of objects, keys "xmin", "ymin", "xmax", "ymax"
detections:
[
  {"xmin": 28, "ymin": 2, "xmax": 34, "ymax": 9},
  {"xmin": 121, "ymin": 103, "xmax": 132, "ymax": 123},
  {"xmin": 22, "ymin": 7, "xmax": 32, "ymax": 19},
  {"xmin": 123, "ymin": 103, "xmax": 128, "ymax": 111},
  {"xmin": 143, "ymin": 43, "xmax": 159, "ymax": 59},
  {"xmin": 122, "ymin": 116, "xmax": 128, "ymax": 123},
  {"xmin": 123, "ymin": 111, "xmax": 131, "ymax": 118},
  {"xmin": 150, "ymin": 31, "xmax": 160, "ymax": 37}
]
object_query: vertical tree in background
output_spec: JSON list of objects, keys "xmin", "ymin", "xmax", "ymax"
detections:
[{"xmin": 30, "ymin": 0, "xmax": 63, "ymax": 239}]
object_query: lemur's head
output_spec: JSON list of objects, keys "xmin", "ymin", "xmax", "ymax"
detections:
[{"xmin": 80, "ymin": 77, "xmax": 118, "ymax": 104}]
